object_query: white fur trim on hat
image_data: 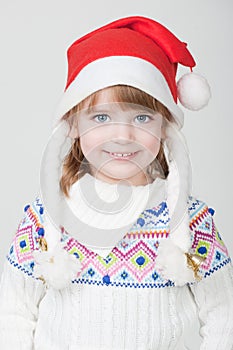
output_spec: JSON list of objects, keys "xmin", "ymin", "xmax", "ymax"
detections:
[{"xmin": 54, "ymin": 56, "xmax": 184, "ymax": 128}]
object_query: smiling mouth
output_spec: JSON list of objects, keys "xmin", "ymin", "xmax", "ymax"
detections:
[{"xmin": 105, "ymin": 151, "xmax": 139, "ymax": 160}]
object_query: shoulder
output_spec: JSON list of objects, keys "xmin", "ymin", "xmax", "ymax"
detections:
[
  {"xmin": 7, "ymin": 197, "xmax": 45, "ymax": 277},
  {"xmin": 188, "ymin": 196, "xmax": 216, "ymax": 228},
  {"xmin": 187, "ymin": 196, "xmax": 231, "ymax": 279},
  {"xmin": 188, "ymin": 196, "xmax": 213, "ymax": 236}
]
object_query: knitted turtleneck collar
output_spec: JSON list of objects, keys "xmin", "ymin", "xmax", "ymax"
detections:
[{"xmin": 63, "ymin": 173, "xmax": 166, "ymax": 250}]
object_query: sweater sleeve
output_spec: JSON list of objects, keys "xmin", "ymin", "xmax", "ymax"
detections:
[
  {"xmin": 0, "ymin": 199, "xmax": 46, "ymax": 349},
  {"xmin": 188, "ymin": 198, "xmax": 233, "ymax": 349},
  {"xmin": 189, "ymin": 264, "xmax": 233, "ymax": 350}
]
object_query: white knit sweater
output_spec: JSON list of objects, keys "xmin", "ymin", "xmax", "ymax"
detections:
[{"xmin": 0, "ymin": 176, "xmax": 233, "ymax": 349}]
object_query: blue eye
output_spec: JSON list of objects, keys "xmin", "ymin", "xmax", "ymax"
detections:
[
  {"xmin": 94, "ymin": 114, "xmax": 110, "ymax": 123},
  {"xmin": 135, "ymin": 115, "xmax": 151, "ymax": 123}
]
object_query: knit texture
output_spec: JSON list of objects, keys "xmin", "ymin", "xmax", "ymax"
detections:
[{"xmin": 0, "ymin": 196, "xmax": 233, "ymax": 349}]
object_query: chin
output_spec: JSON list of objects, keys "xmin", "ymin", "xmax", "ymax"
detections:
[{"xmin": 102, "ymin": 169, "xmax": 147, "ymax": 184}]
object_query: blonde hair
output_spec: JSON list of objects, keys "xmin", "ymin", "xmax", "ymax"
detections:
[{"xmin": 60, "ymin": 85, "xmax": 174, "ymax": 197}]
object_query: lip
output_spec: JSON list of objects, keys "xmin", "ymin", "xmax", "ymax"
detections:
[{"xmin": 104, "ymin": 151, "xmax": 139, "ymax": 160}]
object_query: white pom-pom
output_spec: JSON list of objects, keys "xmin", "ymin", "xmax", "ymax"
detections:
[
  {"xmin": 33, "ymin": 244, "xmax": 82, "ymax": 290},
  {"xmin": 177, "ymin": 72, "xmax": 211, "ymax": 111},
  {"xmin": 156, "ymin": 239, "xmax": 195, "ymax": 286}
]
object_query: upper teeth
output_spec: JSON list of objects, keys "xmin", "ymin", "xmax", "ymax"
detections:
[{"xmin": 111, "ymin": 152, "xmax": 133, "ymax": 157}]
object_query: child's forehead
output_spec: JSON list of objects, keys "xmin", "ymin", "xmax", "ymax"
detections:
[
  {"xmin": 86, "ymin": 87, "xmax": 124, "ymax": 106},
  {"xmin": 82, "ymin": 88, "xmax": 154, "ymax": 113},
  {"xmin": 93, "ymin": 88, "xmax": 116, "ymax": 103}
]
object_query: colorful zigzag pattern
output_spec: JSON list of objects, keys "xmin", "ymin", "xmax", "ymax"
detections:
[{"xmin": 7, "ymin": 197, "xmax": 231, "ymax": 288}]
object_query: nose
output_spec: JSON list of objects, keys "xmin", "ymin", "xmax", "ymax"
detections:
[{"xmin": 111, "ymin": 123, "xmax": 134, "ymax": 144}]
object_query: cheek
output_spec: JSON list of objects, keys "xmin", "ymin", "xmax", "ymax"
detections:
[
  {"xmin": 144, "ymin": 138, "xmax": 161, "ymax": 161},
  {"xmin": 136, "ymin": 128, "xmax": 161, "ymax": 156},
  {"xmin": 79, "ymin": 129, "xmax": 105, "ymax": 156},
  {"xmin": 80, "ymin": 134, "xmax": 96, "ymax": 156}
]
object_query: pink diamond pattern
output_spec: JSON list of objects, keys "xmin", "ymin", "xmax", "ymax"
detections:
[
  {"xmin": 15, "ymin": 225, "xmax": 35, "ymax": 264},
  {"xmin": 190, "ymin": 203, "xmax": 229, "ymax": 273}
]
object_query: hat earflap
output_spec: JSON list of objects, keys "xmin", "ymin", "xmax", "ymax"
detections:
[
  {"xmin": 156, "ymin": 124, "xmax": 196, "ymax": 286},
  {"xmin": 177, "ymin": 72, "xmax": 211, "ymax": 111}
]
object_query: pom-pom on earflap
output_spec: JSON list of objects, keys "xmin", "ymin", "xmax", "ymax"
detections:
[
  {"xmin": 33, "ymin": 216, "xmax": 82, "ymax": 290},
  {"xmin": 177, "ymin": 72, "xmax": 211, "ymax": 111}
]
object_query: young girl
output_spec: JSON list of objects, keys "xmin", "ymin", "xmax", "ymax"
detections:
[{"xmin": 0, "ymin": 16, "xmax": 233, "ymax": 350}]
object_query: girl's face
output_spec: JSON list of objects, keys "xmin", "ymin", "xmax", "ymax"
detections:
[{"xmin": 75, "ymin": 88, "xmax": 163, "ymax": 185}]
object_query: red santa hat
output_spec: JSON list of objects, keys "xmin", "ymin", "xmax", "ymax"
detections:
[
  {"xmin": 53, "ymin": 16, "xmax": 211, "ymax": 286},
  {"xmin": 55, "ymin": 15, "xmax": 210, "ymax": 128}
]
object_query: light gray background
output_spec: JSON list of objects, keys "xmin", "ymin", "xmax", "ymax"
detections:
[{"xmin": 0, "ymin": 0, "xmax": 232, "ymax": 278}]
